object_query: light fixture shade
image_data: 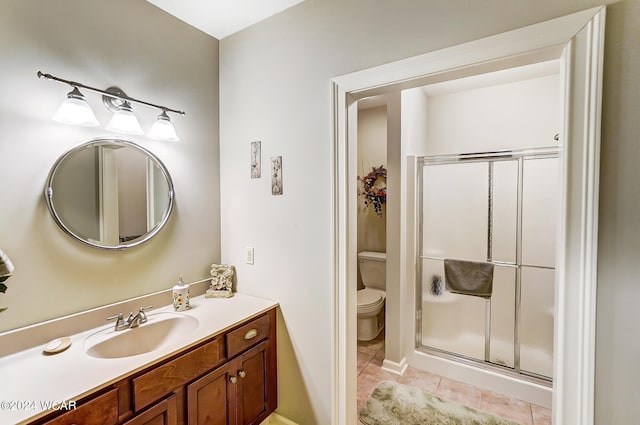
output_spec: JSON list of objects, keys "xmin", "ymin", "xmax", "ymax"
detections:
[
  {"xmin": 148, "ymin": 111, "xmax": 179, "ymax": 141},
  {"xmin": 0, "ymin": 249, "xmax": 15, "ymax": 276},
  {"xmin": 106, "ymin": 101, "xmax": 143, "ymax": 135},
  {"xmin": 52, "ymin": 87, "xmax": 99, "ymax": 127}
]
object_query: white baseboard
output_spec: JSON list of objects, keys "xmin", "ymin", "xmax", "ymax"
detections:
[{"xmin": 381, "ymin": 356, "xmax": 408, "ymax": 375}]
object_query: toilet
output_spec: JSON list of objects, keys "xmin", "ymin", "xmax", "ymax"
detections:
[{"xmin": 357, "ymin": 251, "xmax": 386, "ymax": 341}]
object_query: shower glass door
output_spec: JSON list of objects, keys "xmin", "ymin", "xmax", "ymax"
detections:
[
  {"xmin": 420, "ymin": 161, "xmax": 489, "ymax": 361},
  {"xmin": 417, "ymin": 148, "xmax": 558, "ymax": 380}
]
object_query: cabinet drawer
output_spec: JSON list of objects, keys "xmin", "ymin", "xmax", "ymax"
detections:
[
  {"xmin": 122, "ymin": 394, "xmax": 177, "ymax": 425},
  {"xmin": 40, "ymin": 387, "xmax": 118, "ymax": 425},
  {"xmin": 226, "ymin": 313, "xmax": 271, "ymax": 358},
  {"xmin": 132, "ymin": 337, "xmax": 223, "ymax": 411}
]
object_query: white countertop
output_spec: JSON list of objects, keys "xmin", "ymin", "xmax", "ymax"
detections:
[{"xmin": 0, "ymin": 293, "xmax": 278, "ymax": 425}]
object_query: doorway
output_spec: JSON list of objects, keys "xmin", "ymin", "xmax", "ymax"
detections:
[{"xmin": 331, "ymin": 7, "xmax": 604, "ymax": 425}]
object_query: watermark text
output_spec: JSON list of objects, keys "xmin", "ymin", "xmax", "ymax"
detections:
[{"xmin": 0, "ymin": 400, "xmax": 77, "ymax": 411}]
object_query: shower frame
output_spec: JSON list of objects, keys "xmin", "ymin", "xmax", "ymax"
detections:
[{"xmin": 415, "ymin": 146, "xmax": 559, "ymax": 384}]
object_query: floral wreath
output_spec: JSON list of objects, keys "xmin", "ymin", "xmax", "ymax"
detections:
[{"xmin": 358, "ymin": 165, "xmax": 387, "ymax": 217}]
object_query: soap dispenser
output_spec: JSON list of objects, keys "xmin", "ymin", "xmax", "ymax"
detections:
[{"xmin": 172, "ymin": 275, "xmax": 190, "ymax": 311}]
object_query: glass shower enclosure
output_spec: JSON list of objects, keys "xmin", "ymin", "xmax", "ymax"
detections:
[{"xmin": 416, "ymin": 147, "xmax": 558, "ymax": 381}]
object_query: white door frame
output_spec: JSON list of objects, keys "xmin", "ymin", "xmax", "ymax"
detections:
[{"xmin": 330, "ymin": 6, "xmax": 605, "ymax": 425}]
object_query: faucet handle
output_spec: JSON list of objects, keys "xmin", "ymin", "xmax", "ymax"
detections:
[
  {"xmin": 107, "ymin": 312, "xmax": 123, "ymax": 321},
  {"xmin": 107, "ymin": 313, "xmax": 127, "ymax": 331},
  {"xmin": 138, "ymin": 305, "xmax": 154, "ymax": 323}
]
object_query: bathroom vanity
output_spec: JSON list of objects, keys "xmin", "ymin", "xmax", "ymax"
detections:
[{"xmin": 0, "ymin": 294, "xmax": 278, "ymax": 425}]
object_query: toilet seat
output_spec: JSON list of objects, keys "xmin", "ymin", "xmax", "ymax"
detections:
[{"xmin": 357, "ymin": 288, "xmax": 385, "ymax": 314}]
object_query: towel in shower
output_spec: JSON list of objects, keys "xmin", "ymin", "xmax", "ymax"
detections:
[{"xmin": 444, "ymin": 259, "xmax": 494, "ymax": 298}]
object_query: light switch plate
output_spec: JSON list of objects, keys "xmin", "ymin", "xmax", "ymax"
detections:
[{"xmin": 245, "ymin": 247, "xmax": 254, "ymax": 265}]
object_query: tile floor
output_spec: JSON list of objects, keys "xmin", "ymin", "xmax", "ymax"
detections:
[{"xmin": 357, "ymin": 334, "xmax": 552, "ymax": 425}]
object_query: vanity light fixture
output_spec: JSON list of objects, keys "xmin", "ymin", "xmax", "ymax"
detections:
[
  {"xmin": 106, "ymin": 100, "xmax": 144, "ymax": 135},
  {"xmin": 52, "ymin": 86, "xmax": 100, "ymax": 127},
  {"xmin": 148, "ymin": 110, "xmax": 179, "ymax": 141},
  {"xmin": 37, "ymin": 71, "xmax": 185, "ymax": 140}
]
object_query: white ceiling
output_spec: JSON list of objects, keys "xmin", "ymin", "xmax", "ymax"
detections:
[{"xmin": 146, "ymin": 0, "xmax": 306, "ymax": 39}]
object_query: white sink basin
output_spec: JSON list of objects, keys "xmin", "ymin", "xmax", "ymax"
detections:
[{"xmin": 84, "ymin": 312, "xmax": 199, "ymax": 359}]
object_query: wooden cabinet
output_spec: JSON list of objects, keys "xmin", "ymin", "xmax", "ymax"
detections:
[
  {"xmin": 38, "ymin": 388, "xmax": 119, "ymax": 425},
  {"xmin": 226, "ymin": 314, "xmax": 271, "ymax": 358},
  {"xmin": 132, "ymin": 337, "xmax": 224, "ymax": 412},
  {"xmin": 122, "ymin": 395, "xmax": 177, "ymax": 425},
  {"xmin": 34, "ymin": 308, "xmax": 276, "ymax": 425},
  {"xmin": 187, "ymin": 362, "xmax": 235, "ymax": 425},
  {"xmin": 235, "ymin": 341, "xmax": 273, "ymax": 425},
  {"xmin": 188, "ymin": 340, "xmax": 275, "ymax": 425}
]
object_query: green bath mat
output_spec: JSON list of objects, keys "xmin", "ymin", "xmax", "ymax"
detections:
[{"xmin": 359, "ymin": 381, "xmax": 520, "ymax": 425}]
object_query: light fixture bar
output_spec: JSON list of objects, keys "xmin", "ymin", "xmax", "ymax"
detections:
[{"xmin": 37, "ymin": 71, "xmax": 185, "ymax": 116}]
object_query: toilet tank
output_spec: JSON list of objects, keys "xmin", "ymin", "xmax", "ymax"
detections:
[{"xmin": 358, "ymin": 251, "xmax": 386, "ymax": 290}]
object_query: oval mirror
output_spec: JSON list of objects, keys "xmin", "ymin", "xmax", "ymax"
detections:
[{"xmin": 45, "ymin": 138, "xmax": 175, "ymax": 250}]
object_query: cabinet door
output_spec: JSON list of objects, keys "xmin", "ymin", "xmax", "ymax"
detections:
[
  {"xmin": 122, "ymin": 394, "xmax": 177, "ymax": 425},
  {"xmin": 236, "ymin": 341, "xmax": 271, "ymax": 425},
  {"xmin": 187, "ymin": 362, "xmax": 236, "ymax": 425},
  {"xmin": 40, "ymin": 388, "xmax": 119, "ymax": 425}
]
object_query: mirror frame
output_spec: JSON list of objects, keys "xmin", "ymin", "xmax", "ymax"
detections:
[{"xmin": 44, "ymin": 137, "xmax": 175, "ymax": 250}]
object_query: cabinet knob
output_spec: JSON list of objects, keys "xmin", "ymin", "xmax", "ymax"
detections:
[
  {"xmin": 229, "ymin": 376, "xmax": 237, "ymax": 384},
  {"xmin": 238, "ymin": 370, "xmax": 246, "ymax": 378}
]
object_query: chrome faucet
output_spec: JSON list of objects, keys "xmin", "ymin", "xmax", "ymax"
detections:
[
  {"xmin": 127, "ymin": 305, "xmax": 153, "ymax": 328},
  {"xmin": 107, "ymin": 305, "xmax": 153, "ymax": 331},
  {"xmin": 106, "ymin": 313, "xmax": 128, "ymax": 331}
]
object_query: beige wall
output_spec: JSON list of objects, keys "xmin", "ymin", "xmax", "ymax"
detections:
[
  {"xmin": 0, "ymin": 0, "xmax": 220, "ymax": 331},
  {"xmin": 357, "ymin": 106, "xmax": 387, "ymax": 258},
  {"xmin": 219, "ymin": 0, "xmax": 638, "ymax": 423},
  {"xmin": 0, "ymin": 0, "xmax": 637, "ymax": 423},
  {"xmin": 425, "ymin": 74, "xmax": 560, "ymax": 154},
  {"xmin": 596, "ymin": 0, "xmax": 640, "ymax": 422}
]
